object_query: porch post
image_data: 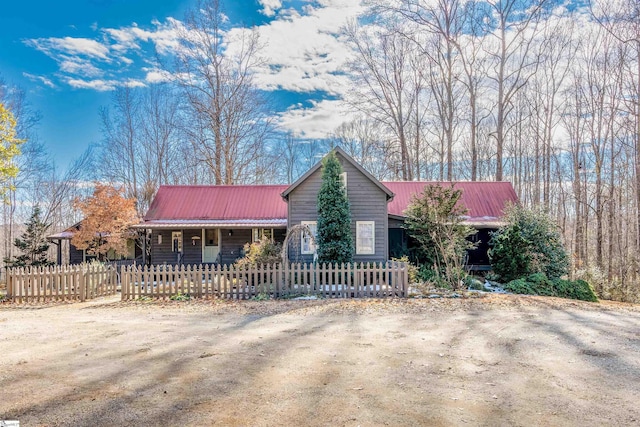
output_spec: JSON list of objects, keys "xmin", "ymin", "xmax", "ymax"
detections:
[{"xmin": 142, "ymin": 229, "xmax": 147, "ymax": 265}]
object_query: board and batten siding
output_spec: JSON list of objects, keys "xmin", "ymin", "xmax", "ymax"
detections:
[{"xmin": 287, "ymin": 152, "xmax": 389, "ymax": 263}]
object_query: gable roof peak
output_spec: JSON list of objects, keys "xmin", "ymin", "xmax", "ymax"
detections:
[{"xmin": 281, "ymin": 146, "xmax": 394, "ymax": 200}]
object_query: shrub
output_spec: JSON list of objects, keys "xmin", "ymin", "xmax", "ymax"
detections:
[
  {"xmin": 553, "ymin": 279, "xmax": 598, "ymax": 302},
  {"xmin": 504, "ymin": 273, "xmax": 598, "ymax": 302},
  {"xmin": 404, "ymin": 184, "xmax": 476, "ymax": 290},
  {"xmin": 391, "ymin": 256, "xmax": 418, "ymax": 284},
  {"xmin": 170, "ymin": 291, "xmax": 190, "ymax": 301},
  {"xmin": 489, "ymin": 205, "xmax": 569, "ymax": 282},
  {"xmin": 236, "ymin": 239, "xmax": 283, "ymax": 267}
]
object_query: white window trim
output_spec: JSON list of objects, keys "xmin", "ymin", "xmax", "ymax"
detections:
[
  {"xmin": 301, "ymin": 221, "xmax": 317, "ymax": 255},
  {"xmin": 252, "ymin": 228, "xmax": 274, "ymax": 243},
  {"xmin": 340, "ymin": 172, "xmax": 347, "ymax": 196},
  {"xmin": 356, "ymin": 221, "xmax": 375, "ymax": 255},
  {"xmin": 171, "ymin": 231, "xmax": 183, "ymax": 253}
]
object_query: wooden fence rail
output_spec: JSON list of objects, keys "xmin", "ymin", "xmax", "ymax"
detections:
[
  {"xmin": 6, "ymin": 265, "xmax": 118, "ymax": 302},
  {"xmin": 121, "ymin": 262, "xmax": 408, "ymax": 300}
]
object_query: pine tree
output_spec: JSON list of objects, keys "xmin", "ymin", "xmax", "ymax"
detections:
[
  {"xmin": 316, "ymin": 151, "xmax": 353, "ymax": 264},
  {"xmin": 4, "ymin": 205, "xmax": 53, "ymax": 268}
]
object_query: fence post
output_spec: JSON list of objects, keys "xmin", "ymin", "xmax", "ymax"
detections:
[
  {"xmin": 6, "ymin": 268, "xmax": 12, "ymax": 299},
  {"xmin": 79, "ymin": 267, "xmax": 86, "ymax": 302}
]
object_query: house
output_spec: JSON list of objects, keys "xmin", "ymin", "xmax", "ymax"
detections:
[
  {"xmin": 49, "ymin": 148, "xmax": 517, "ymax": 267},
  {"xmin": 134, "ymin": 147, "xmax": 519, "ymax": 268}
]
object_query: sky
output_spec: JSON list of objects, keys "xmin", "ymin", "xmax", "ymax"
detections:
[{"xmin": 0, "ymin": 0, "xmax": 363, "ymax": 169}]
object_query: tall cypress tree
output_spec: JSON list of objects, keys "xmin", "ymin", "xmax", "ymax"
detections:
[
  {"xmin": 316, "ymin": 151, "xmax": 353, "ymax": 264},
  {"xmin": 4, "ymin": 205, "xmax": 53, "ymax": 268}
]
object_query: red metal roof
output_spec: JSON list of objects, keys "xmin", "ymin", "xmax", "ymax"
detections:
[
  {"xmin": 382, "ymin": 181, "xmax": 519, "ymax": 221},
  {"xmin": 143, "ymin": 182, "xmax": 517, "ymax": 226},
  {"xmin": 144, "ymin": 185, "xmax": 289, "ymax": 222}
]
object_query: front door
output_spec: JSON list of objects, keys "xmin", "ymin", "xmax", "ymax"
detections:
[{"xmin": 203, "ymin": 229, "xmax": 220, "ymax": 263}]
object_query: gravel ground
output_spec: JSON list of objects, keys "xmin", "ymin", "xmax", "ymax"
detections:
[{"xmin": 1, "ymin": 294, "xmax": 639, "ymax": 426}]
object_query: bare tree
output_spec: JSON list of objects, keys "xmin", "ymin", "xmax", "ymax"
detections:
[
  {"xmin": 344, "ymin": 20, "xmax": 417, "ymax": 180},
  {"xmin": 173, "ymin": 0, "xmax": 273, "ymax": 185},
  {"xmin": 485, "ymin": 0, "xmax": 549, "ymax": 181}
]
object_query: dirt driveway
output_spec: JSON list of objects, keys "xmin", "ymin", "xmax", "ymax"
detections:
[{"xmin": 1, "ymin": 295, "xmax": 639, "ymax": 427}]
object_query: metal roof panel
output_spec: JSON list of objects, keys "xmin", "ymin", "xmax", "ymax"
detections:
[
  {"xmin": 144, "ymin": 185, "xmax": 289, "ymax": 221},
  {"xmin": 382, "ymin": 181, "xmax": 518, "ymax": 221}
]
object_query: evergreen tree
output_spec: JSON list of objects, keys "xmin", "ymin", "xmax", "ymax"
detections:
[
  {"xmin": 4, "ymin": 205, "xmax": 53, "ymax": 268},
  {"xmin": 316, "ymin": 152, "xmax": 353, "ymax": 264}
]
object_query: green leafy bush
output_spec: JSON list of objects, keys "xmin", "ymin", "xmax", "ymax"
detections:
[
  {"xmin": 504, "ymin": 273, "xmax": 598, "ymax": 302},
  {"xmin": 489, "ymin": 205, "xmax": 569, "ymax": 282},
  {"xmin": 170, "ymin": 291, "xmax": 190, "ymax": 301},
  {"xmin": 553, "ymin": 279, "xmax": 598, "ymax": 302}
]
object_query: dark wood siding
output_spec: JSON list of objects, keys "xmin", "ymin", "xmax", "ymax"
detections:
[
  {"xmin": 69, "ymin": 244, "xmax": 84, "ymax": 265},
  {"xmin": 182, "ymin": 229, "xmax": 202, "ymax": 265},
  {"xmin": 219, "ymin": 229, "xmax": 251, "ymax": 265},
  {"xmin": 287, "ymin": 152, "xmax": 388, "ymax": 263},
  {"xmin": 150, "ymin": 227, "xmax": 286, "ymax": 266},
  {"xmin": 388, "ymin": 217, "xmax": 405, "ymax": 229},
  {"xmin": 150, "ymin": 230, "xmax": 183, "ymax": 265}
]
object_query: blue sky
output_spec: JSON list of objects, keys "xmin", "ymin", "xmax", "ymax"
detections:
[{"xmin": 0, "ymin": 0, "xmax": 360, "ymax": 168}]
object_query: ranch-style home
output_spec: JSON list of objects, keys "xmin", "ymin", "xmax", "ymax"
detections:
[
  {"xmin": 131, "ymin": 147, "xmax": 518, "ymax": 269},
  {"xmin": 49, "ymin": 148, "xmax": 517, "ymax": 268}
]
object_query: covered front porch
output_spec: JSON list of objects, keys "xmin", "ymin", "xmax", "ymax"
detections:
[{"xmin": 135, "ymin": 221, "xmax": 287, "ymax": 266}]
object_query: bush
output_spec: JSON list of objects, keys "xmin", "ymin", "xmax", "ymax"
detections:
[
  {"xmin": 236, "ymin": 239, "xmax": 282, "ymax": 267},
  {"xmin": 553, "ymin": 279, "xmax": 598, "ymax": 302},
  {"xmin": 170, "ymin": 291, "xmax": 190, "ymax": 301},
  {"xmin": 504, "ymin": 273, "xmax": 598, "ymax": 302},
  {"xmin": 404, "ymin": 184, "xmax": 476, "ymax": 289},
  {"xmin": 489, "ymin": 205, "xmax": 569, "ymax": 282}
]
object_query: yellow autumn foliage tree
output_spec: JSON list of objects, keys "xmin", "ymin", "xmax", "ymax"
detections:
[
  {"xmin": 71, "ymin": 184, "xmax": 139, "ymax": 260},
  {"xmin": 0, "ymin": 102, "xmax": 24, "ymax": 202}
]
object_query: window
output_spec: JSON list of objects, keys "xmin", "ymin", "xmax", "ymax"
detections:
[
  {"xmin": 340, "ymin": 172, "xmax": 347, "ymax": 196},
  {"xmin": 356, "ymin": 221, "xmax": 375, "ymax": 255},
  {"xmin": 171, "ymin": 231, "xmax": 183, "ymax": 252},
  {"xmin": 252, "ymin": 228, "xmax": 273, "ymax": 242},
  {"xmin": 205, "ymin": 229, "xmax": 219, "ymax": 246},
  {"xmin": 301, "ymin": 221, "xmax": 317, "ymax": 254}
]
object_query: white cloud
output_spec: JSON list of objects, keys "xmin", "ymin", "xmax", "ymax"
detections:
[
  {"xmin": 59, "ymin": 57, "xmax": 104, "ymax": 77},
  {"xmin": 26, "ymin": 36, "xmax": 110, "ymax": 59},
  {"xmin": 258, "ymin": 0, "xmax": 282, "ymax": 16},
  {"xmin": 144, "ymin": 68, "xmax": 173, "ymax": 83},
  {"xmin": 278, "ymin": 99, "xmax": 354, "ymax": 138},
  {"xmin": 233, "ymin": 0, "xmax": 364, "ymax": 95},
  {"xmin": 22, "ymin": 72, "xmax": 56, "ymax": 88},
  {"xmin": 66, "ymin": 78, "xmax": 116, "ymax": 91},
  {"xmin": 65, "ymin": 77, "xmax": 146, "ymax": 91}
]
